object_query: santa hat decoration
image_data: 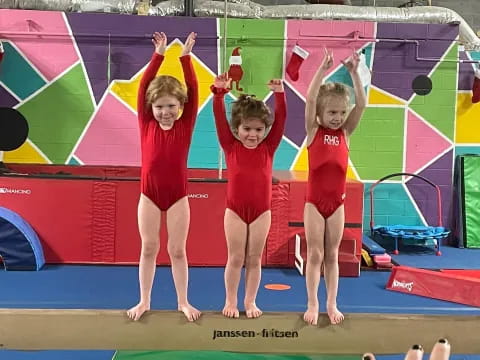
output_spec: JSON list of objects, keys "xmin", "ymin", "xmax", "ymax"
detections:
[
  {"xmin": 286, "ymin": 45, "xmax": 309, "ymax": 82},
  {"xmin": 229, "ymin": 47, "xmax": 242, "ymax": 65},
  {"xmin": 472, "ymin": 65, "xmax": 480, "ymax": 104}
]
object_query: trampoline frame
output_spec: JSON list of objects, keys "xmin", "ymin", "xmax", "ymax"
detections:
[{"xmin": 369, "ymin": 172, "xmax": 450, "ymax": 256}]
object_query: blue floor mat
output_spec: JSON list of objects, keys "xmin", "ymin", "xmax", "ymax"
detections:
[
  {"xmin": 1, "ymin": 266, "xmax": 479, "ymax": 360},
  {"xmin": 1, "ymin": 265, "xmax": 478, "ymax": 314},
  {"xmin": 390, "ymin": 245, "xmax": 480, "ymax": 269}
]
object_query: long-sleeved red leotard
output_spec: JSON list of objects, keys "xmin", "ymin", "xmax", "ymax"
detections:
[
  {"xmin": 137, "ymin": 53, "xmax": 198, "ymax": 211},
  {"xmin": 212, "ymin": 87, "xmax": 287, "ymax": 224}
]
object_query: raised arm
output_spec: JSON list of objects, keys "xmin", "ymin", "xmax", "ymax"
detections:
[
  {"xmin": 342, "ymin": 52, "xmax": 367, "ymax": 136},
  {"xmin": 265, "ymin": 79, "xmax": 287, "ymax": 153},
  {"xmin": 179, "ymin": 32, "xmax": 198, "ymax": 130},
  {"xmin": 305, "ymin": 48, "xmax": 333, "ymax": 135},
  {"xmin": 211, "ymin": 73, "xmax": 236, "ymax": 151},
  {"xmin": 0, "ymin": 41, "xmax": 4, "ymax": 63},
  {"xmin": 137, "ymin": 32, "xmax": 166, "ymax": 120}
]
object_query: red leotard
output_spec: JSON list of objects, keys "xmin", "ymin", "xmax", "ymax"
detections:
[
  {"xmin": 137, "ymin": 53, "xmax": 198, "ymax": 211},
  {"xmin": 212, "ymin": 87, "xmax": 287, "ymax": 224},
  {"xmin": 306, "ymin": 126, "xmax": 349, "ymax": 219}
]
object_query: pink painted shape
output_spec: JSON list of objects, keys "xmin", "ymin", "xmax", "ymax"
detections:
[
  {"xmin": 406, "ymin": 110, "xmax": 451, "ymax": 174},
  {"xmin": 75, "ymin": 93, "xmax": 141, "ymax": 166},
  {"xmin": 286, "ymin": 20, "xmax": 375, "ymax": 97},
  {"xmin": 1, "ymin": 9, "xmax": 79, "ymax": 80}
]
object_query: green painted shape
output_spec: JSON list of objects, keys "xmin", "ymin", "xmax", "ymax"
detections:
[
  {"xmin": 114, "ymin": 350, "xmax": 360, "ymax": 360},
  {"xmin": 409, "ymin": 43, "xmax": 458, "ymax": 140},
  {"xmin": 349, "ymin": 107, "xmax": 405, "ymax": 180},
  {"xmin": 17, "ymin": 63, "xmax": 94, "ymax": 164},
  {"xmin": 273, "ymin": 139, "xmax": 298, "ymax": 170},
  {"xmin": 363, "ymin": 183, "xmax": 425, "ymax": 231},
  {"xmin": 0, "ymin": 42, "xmax": 46, "ymax": 99},
  {"xmin": 219, "ymin": 19, "xmax": 284, "ymax": 99}
]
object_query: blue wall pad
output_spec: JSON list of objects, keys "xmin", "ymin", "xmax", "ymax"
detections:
[{"xmin": 0, "ymin": 207, "xmax": 45, "ymax": 270}]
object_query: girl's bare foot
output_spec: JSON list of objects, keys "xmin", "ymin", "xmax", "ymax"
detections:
[
  {"xmin": 178, "ymin": 303, "xmax": 202, "ymax": 322},
  {"xmin": 303, "ymin": 304, "xmax": 319, "ymax": 325},
  {"xmin": 245, "ymin": 302, "xmax": 263, "ymax": 318},
  {"xmin": 127, "ymin": 302, "xmax": 150, "ymax": 321},
  {"xmin": 222, "ymin": 302, "xmax": 240, "ymax": 318},
  {"xmin": 327, "ymin": 303, "xmax": 344, "ymax": 325}
]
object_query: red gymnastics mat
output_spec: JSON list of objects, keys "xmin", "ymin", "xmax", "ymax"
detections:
[{"xmin": 0, "ymin": 165, "xmax": 364, "ymax": 275}]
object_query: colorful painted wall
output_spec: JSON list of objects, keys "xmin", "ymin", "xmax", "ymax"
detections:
[{"xmin": 1, "ymin": 10, "xmax": 480, "ymax": 230}]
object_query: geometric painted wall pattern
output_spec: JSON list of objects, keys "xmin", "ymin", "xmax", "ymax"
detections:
[{"xmin": 2, "ymin": 9, "xmax": 480, "ymax": 228}]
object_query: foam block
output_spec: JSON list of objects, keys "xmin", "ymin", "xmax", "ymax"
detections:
[
  {"xmin": 373, "ymin": 254, "xmax": 391, "ymax": 263},
  {"xmin": 387, "ymin": 266, "xmax": 480, "ymax": 307},
  {"xmin": 362, "ymin": 235, "xmax": 386, "ymax": 255}
]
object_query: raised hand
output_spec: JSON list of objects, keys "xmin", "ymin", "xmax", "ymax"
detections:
[
  {"xmin": 152, "ymin": 32, "xmax": 167, "ymax": 56},
  {"xmin": 181, "ymin": 32, "xmax": 197, "ymax": 57},
  {"xmin": 320, "ymin": 47, "xmax": 334, "ymax": 71},
  {"xmin": 342, "ymin": 51, "xmax": 360, "ymax": 73},
  {"xmin": 267, "ymin": 79, "xmax": 284, "ymax": 92},
  {"xmin": 214, "ymin": 73, "xmax": 231, "ymax": 89}
]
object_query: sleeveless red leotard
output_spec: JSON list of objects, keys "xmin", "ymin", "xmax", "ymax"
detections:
[{"xmin": 306, "ymin": 126, "xmax": 349, "ymax": 219}]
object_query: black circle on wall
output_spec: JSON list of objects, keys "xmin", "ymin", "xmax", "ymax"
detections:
[
  {"xmin": 412, "ymin": 75, "xmax": 432, "ymax": 96},
  {"xmin": 0, "ymin": 108, "xmax": 29, "ymax": 151}
]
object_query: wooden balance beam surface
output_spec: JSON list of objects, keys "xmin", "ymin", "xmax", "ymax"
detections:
[{"xmin": 0, "ymin": 309, "xmax": 479, "ymax": 354}]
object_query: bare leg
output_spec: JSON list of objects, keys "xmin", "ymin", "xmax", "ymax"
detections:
[
  {"xmin": 127, "ymin": 194, "xmax": 161, "ymax": 321},
  {"xmin": 166, "ymin": 196, "xmax": 201, "ymax": 322},
  {"xmin": 324, "ymin": 205, "xmax": 345, "ymax": 325},
  {"xmin": 303, "ymin": 202, "xmax": 326, "ymax": 326},
  {"xmin": 244, "ymin": 210, "xmax": 271, "ymax": 318},
  {"xmin": 223, "ymin": 209, "xmax": 247, "ymax": 318}
]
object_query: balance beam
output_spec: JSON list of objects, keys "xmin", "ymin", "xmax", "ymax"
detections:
[{"xmin": 0, "ymin": 309, "xmax": 479, "ymax": 354}]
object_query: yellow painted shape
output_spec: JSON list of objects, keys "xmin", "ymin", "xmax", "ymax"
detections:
[
  {"xmin": 368, "ymin": 87, "xmax": 405, "ymax": 106},
  {"xmin": 456, "ymin": 92, "xmax": 480, "ymax": 143},
  {"xmin": 111, "ymin": 42, "xmax": 214, "ymax": 112},
  {"xmin": 346, "ymin": 163, "xmax": 359, "ymax": 180},
  {"xmin": 293, "ymin": 146, "xmax": 308, "ymax": 171},
  {"xmin": 4, "ymin": 140, "xmax": 48, "ymax": 164}
]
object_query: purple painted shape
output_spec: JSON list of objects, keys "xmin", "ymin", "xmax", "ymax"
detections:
[
  {"xmin": 266, "ymin": 85, "xmax": 306, "ymax": 147},
  {"xmin": 406, "ymin": 149, "xmax": 453, "ymax": 231},
  {"xmin": 427, "ymin": 24, "xmax": 459, "ymax": 42},
  {"xmin": 0, "ymin": 85, "xmax": 18, "ymax": 108},
  {"xmin": 373, "ymin": 23, "xmax": 459, "ymax": 100},
  {"xmin": 458, "ymin": 51, "xmax": 474, "ymax": 90},
  {"xmin": 66, "ymin": 14, "xmax": 218, "ymax": 103}
]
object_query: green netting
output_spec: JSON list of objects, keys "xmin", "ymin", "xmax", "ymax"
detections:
[
  {"xmin": 113, "ymin": 351, "xmax": 360, "ymax": 360},
  {"xmin": 463, "ymin": 156, "xmax": 480, "ymax": 248}
]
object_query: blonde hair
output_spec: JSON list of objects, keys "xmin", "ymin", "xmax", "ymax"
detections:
[
  {"xmin": 231, "ymin": 94, "xmax": 272, "ymax": 132},
  {"xmin": 146, "ymin": 75, "xmax": 187, "ymax": 106},
  {"xmin": 316, "ymin": 82, "xmax": 350, "ymax": 116}
]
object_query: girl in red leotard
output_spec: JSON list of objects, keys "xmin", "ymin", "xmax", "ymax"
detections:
[
  {"xmin": 127, "ymin": 31, "xmax": 201, "ymax": 322},
  {"xmin": 303, "ymin": 48, "xmax": 367, "ymax": 326},
  {"xmin": 211, "ymin": 73, "xmax": 286, "ymax": 319}
]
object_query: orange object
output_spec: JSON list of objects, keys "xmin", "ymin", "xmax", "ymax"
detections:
[{"xmin": 264, "ymin": 284, "xmax": 291, "ymax": 291}]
